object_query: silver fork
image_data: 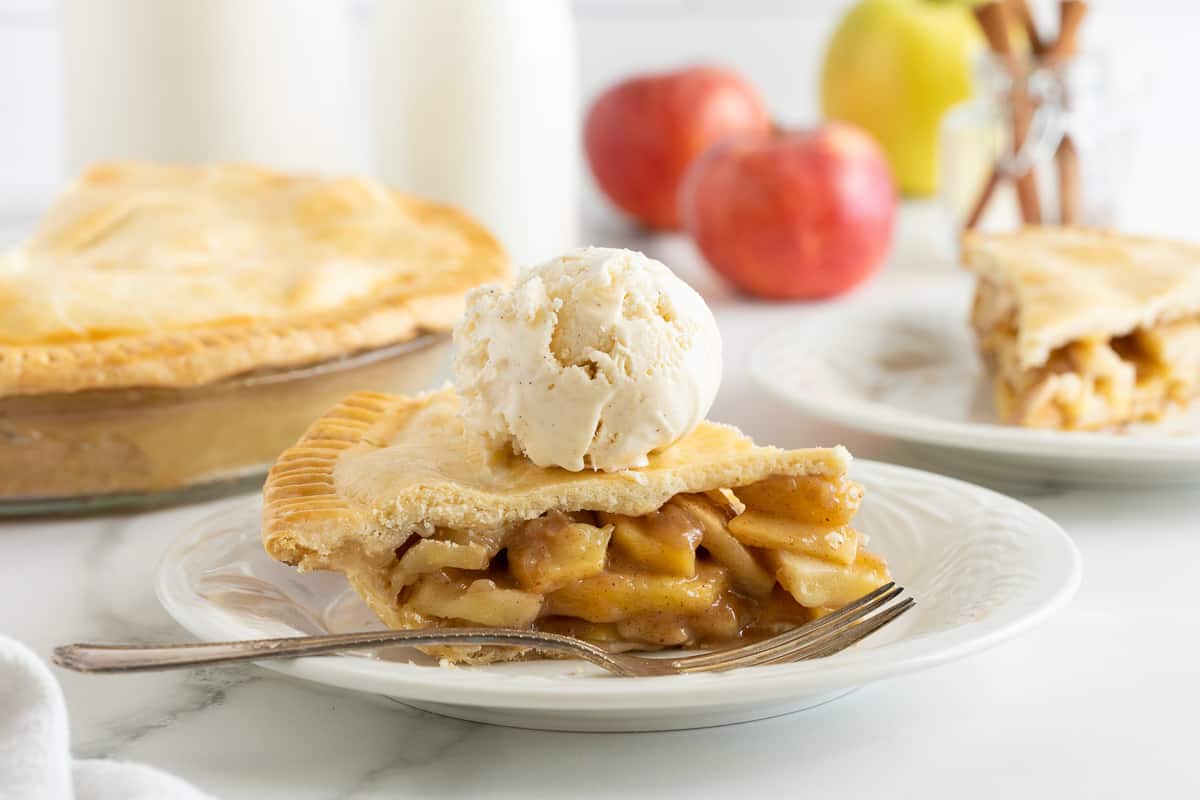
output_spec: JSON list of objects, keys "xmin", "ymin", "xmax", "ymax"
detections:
[{"xmin": 53, "ymin": 583, "xmax": 912, "ymax": 678}]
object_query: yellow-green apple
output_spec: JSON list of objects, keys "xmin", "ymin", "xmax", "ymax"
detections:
[
  {"xmin": 821, "ymin": 0, "xmax": 981, "ymax": 195},
  {"xmin": 584, "ymin": 66, "xmax": 770, "ymax": 230},
  {"xmin": 680, "ymin": 124, "xmax": 896, "ymax": 300}
]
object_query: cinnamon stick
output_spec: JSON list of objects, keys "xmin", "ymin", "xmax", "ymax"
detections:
[
  {"xmin": 974, "ymin": 3, "xmax": 1019, "ymax": 73},
  {"xmin": 1047, "ymin": 1, "xmax": 1088, "ymax": 65},
  {"xmin": 966, "ymin": 168, "xmax": 1002, "ymax": 230},
  {"xmin": 972, "ymin": 2, "xmax": 1042, "ymax": 225},
  {"xmin": 1009, "ymin": 97, "xmax": 1041, "ymax": 224},
  {"xmin": 1007, "ymin": 0, "xmax": 1046, "ymax": 56},
  {"xmin": 1048, "ymin": 1, "xmax": 1088, "ymax": 224},
  {"xmin": 963, "ymin": 3, "xmax": 1009, "ymax": 230},
  {"xmin": 1056, "ymin": 138, "xmax": 1082, "ymax": 224}
]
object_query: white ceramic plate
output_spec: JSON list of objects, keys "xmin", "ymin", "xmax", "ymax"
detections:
[
  {"xmin": 157, "ymin": 462, "xmax": 1080, "ymax": 732},
  {"xmin": 751, "ymin": 295, "xmax": 1200, "ymax": 489}
]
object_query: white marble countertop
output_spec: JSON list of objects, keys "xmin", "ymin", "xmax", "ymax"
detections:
[
  {"xmin": 5, "ymin": 3, "xmax": 1200, "ymax": 794},
  {"xmin": 3, "ymin": 203, "xmax": 1199, "ymax": 798}
]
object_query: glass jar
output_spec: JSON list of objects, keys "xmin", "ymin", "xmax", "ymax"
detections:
[{"xmin": 939, "ymin": 51, "xmax": 1134, "ymax": 232}]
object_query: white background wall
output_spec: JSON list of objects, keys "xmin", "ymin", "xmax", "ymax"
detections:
[{"xmin": 2, "ymin": 0, "xmax": 1198, "ymax": 237}]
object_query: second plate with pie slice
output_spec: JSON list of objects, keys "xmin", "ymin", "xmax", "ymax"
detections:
[{"xmin": 750, "ymin": 288, "xmax": 1200, "ymax": 489}]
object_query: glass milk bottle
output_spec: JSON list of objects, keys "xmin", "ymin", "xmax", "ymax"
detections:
[
  {"xmin": 370, "ymin": 0, "xmax": 580, "ymax": 266},
  {"xmin": 58, "ymin": 0, "xmax": 356, "ymax": 174}
]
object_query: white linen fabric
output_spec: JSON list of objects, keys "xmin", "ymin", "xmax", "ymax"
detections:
[{"xmin": 0, "ymin": 634, "xmax": 214, "ymax": 800}]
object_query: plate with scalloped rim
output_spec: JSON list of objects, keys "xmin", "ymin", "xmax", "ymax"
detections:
[
  {"xmin": 156, "ymin": 460, "xmax": 1080, "ymax": 732},
  {"xmin": 750, "ymin": 292, "xmax": 1200, "ymax": 489}
]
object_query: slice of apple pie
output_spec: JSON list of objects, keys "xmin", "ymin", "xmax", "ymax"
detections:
[
  {"xmin": 262, "ymin": 388, "xmax": 890, "ymax": 664},
  {"xmin": 964, "ymin": 227, "xmax": 1200, "ymax": 429}
]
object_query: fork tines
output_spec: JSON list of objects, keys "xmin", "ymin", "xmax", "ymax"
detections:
[{"xmin": 670, "ymin": 582, "xmax": 913, "ymax": 673}]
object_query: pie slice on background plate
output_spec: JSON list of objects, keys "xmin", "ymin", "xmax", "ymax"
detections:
[
  {"xmin": 963, "ymin": 226, "xmax": 1200, "ymax": 429},
  {"xmin": 262, "ymin": 388, "xmax": 890, "ymax": 664}
]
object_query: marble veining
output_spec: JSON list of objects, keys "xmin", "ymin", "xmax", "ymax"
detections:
[
  {"xmin": 332, "ymin": 707, "xmax": 480, "ymax": 800},
  {"xmin": 76, "ymin": 667, "xmax": 262, "ymax": 760}
]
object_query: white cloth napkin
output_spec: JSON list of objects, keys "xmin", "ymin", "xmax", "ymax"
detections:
[{"xmin": 0, "ymin": 634, "xmax": 215, "ymax": 800}]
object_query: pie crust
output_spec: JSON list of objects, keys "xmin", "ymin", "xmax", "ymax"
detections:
[
  {"xmin": 0, "ymin": 162, "xmax": 507, "ymax": 397},
  {"xmin": 262, "ymin": 388, "xmax": 889, "ymax": 663},
  {"xmin": 963, "ymin": 227, "xmax": 1200, "ymax": 428}
]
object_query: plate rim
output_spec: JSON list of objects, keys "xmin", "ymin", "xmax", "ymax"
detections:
[
  {"xmin": 749, "ymin": 312, "xmax": 1200, "ymax": 464},
  {"xmin": 156, "ymin": 461, "xmax": 1081, "ymax": 711}
]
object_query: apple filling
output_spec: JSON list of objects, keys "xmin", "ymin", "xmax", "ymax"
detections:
[
  {"xmin": 973, "ymin": 285, "xmax": 1200, "ymax": 428},
  {"xmin": 368, "ymin": 474, "xmax": 890, "ymax": 658}
]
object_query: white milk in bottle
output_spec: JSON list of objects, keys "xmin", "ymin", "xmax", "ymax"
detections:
[
  {"xmin": 58, "ymin": 0, "xmax": 356, "ymax": 174},
  {"xmin": 370, "ymin": 0, "xmax": 580, "ymax": 265}
]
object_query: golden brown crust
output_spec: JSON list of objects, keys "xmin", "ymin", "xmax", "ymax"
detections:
[
  {"xmin": 0, "ymin": 162, "xmax": 507, "ymax": 397},
  {"xmin": 263, "ymin": 388, "xmax": 858, "ymax": 665},
  {"xmin": 262, "ymin": 387, "xmax": 852, "ymax": 572},
  {"xmin": 962, "ymin": 226, "xmax": 1200, "ymax": 369},
  {"xmin": 261, "ymin": 391, "xmax": 389, "ymax": 570}
]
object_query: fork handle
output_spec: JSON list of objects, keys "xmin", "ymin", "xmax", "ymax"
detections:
[{"xmin": 52, "ymin": 628, "xmax": 597, "ymax": 673}]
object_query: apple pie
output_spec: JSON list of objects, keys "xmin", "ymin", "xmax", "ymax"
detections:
[
  {"xmin": 0, "ymin": 162, "xmax": 506, "ymax": 500},
  {"xmin": 963, "ymin": 227, "xmax": 1200, "ymax": 429},
  {"xmin": 0, "ymin": 161, "xmax": 505, "ymax": 396},
  {"xmin": 262, "ymin": 388, "xmax": 890, "ymax": 664}
]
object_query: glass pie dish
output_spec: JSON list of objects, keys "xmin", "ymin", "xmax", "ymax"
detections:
[{"xmin": 0, "ymin": 335, "xmax": 449, "ymax": 514}]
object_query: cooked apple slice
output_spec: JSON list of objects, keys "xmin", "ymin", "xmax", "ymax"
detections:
[
  {"xmin": 727, "ymin": 510, "xmax": 859, "ymax": 564},
  {"xmin": 394, "ymin": 539, "xmax": 493, "ymax": 587},
  {"xmin": 599, "ymin": 504, "xmax": 703, "ymax": 578},
  {"xmin": 546, "ymin": 562, "xmax": 729, "ymax": 622},
  {"xmin": 769, "ymin": 549, "xmax": 889, "ymax": 608},
  {"xmin": 439, "ymin": 526, "xmax": 507, "ymax": 551},
  {"xmin": 703, "ymin": 488, "xmax": 745, "ymax": 516},
  {"xmin": 675, "ymin": 591, "xmax": 746, "ymax": 643},
  {"xmin": 536, "ymin": 617, "xmax": 625, "ymax": 644},
  {"xmin": 669, "ymin": 495, "xmax": 776, "ymax": 596},
  {"xmin": 407, "ymin": 576, "xmax": 543, "ymax": 627},
  {"xmin": 736, "ymin": 474, "xmax": 864, "ymax": 526},
  {"xmin": 614, "ymin": 613, "xmax": 692, "ymax": 647},
  {"xmin": 508, "ymin": 512, "xmax": 612, "ymax": 593}
]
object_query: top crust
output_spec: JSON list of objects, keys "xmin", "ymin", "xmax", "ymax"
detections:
[
  {"xmin": 0, "ymin": 162, "xmax": 508, "ymax": 396},
  {"xmin": 262, "ymin": 388, "xmax": 852, "ymax": 572},
  {"xmin": 962, "ymin": 227, "xmax": 1200, "ymax": 368}
]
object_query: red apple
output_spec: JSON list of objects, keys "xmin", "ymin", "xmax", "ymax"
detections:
[
  {"xmin": 584, "ymin": 66, "xmax": 770, "ymax": 230},
  {"xmin": 680, "ymin": 123, "xmax": 896, "ymax": 299}
]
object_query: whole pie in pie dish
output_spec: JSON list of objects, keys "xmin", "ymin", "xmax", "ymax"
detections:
[
  {"xmin": 261, "ymin": 388, "xmax": 890, "ymax": 664},
  {"xmin": 0, "ymin": 162, "xmax": 507, "ymax": 503},
  {"xmin": 963, "ymin": 226, "xmax": 1200, "ymax": 429},
  {"xmin": 1, "ymin": 161, "xmax": 505, "ymax": 396}
]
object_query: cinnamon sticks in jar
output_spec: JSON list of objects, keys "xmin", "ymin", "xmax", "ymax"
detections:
[{"xmin": 966, "ymin": 0, "xmax": 1089, "ymax": 229}]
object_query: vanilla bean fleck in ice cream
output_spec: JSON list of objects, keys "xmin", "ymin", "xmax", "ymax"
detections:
[{"xmin": 453, "ymin": 247, "xmax": 722, "ymax": 472}]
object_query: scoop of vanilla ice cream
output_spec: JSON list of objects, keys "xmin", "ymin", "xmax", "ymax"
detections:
[{"xmin": 453, "ymin": 247, "xmax": 722, "ymax": 472}]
